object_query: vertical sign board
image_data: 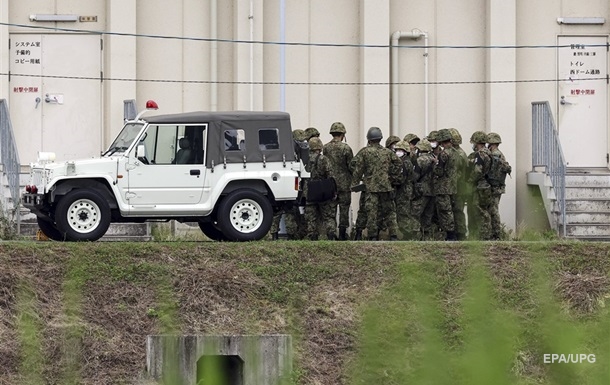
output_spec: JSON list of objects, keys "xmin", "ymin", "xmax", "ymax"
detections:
[
  {"xmin": 10, "ymin": 34, "xmax": 102, "ymax": 164},
  {"xmin": 557, "ymin": 36, "xmax": 608, "ymax": 168}
]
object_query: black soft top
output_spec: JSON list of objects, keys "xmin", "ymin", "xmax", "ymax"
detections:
[{"xmin": 144, "ymin": 111, "xmax": 295, "ymax": 167}]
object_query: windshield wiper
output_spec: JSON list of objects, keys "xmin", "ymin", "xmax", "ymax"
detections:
[{"xmin": 102, "ymin": 146, "xmax": 128, "ymax": 157}]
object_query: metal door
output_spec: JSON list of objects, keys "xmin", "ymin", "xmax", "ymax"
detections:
[
  {"xmin": 9, "ymin": 34, "xmax": 102, "ymax": 164},
  {"xmin": 557, "ymin": 35, "xmax": 608, "ymax": 168}
]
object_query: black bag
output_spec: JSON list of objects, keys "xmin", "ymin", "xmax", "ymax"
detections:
[{"xmin": 306, "ymin": 178, "xmax": 337, "ymax": 203}]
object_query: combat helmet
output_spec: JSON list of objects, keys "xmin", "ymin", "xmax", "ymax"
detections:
[
  {"xmin": 292, "ymin": 129, "xmax": 305, "ymax": 141},
  {"xmin": 308, "ymin": 137, "xmax": 324, "ymax": 151},
  {"xmin": 403, "ymin": 133, "xmax": 420, "ymax": 145},
  {"xmin": 416, "ymin": 139, "xmax": 432, "ymax": 152},
  {"xmin": 449, "ymin": 128, "xmax": 462, "ymax": 145},
  {"xmin": 470, "ymin": 131, "xmax": 488, "ymax": 144},
  {"xmin": 437, "ymin": 129, "xmax": 453, "ymax": 143},
  {"xmin": 427, "ymin": 130, "xmax": 439, "ymax": 142},
  {"xmin": 329, "ymin": 122, "xmax": 346, "ymax": 135},
  {"xmin": 385, "ymin": 135, "xmax": 401, "ymax": 149},
  {"xmin": 304, "ymin": 127, "xmax": 320, "ymax": 140},
  {"xmin": 394, "ymin": 140, "xmax": 409, "ymax": 152},
  {"xmin": 366, "ymin": 126, "xmax": 383, "ymax": 141},
  {"xmin": 487, "ymin": 132, "xmax": 502, "ymax": 144}
]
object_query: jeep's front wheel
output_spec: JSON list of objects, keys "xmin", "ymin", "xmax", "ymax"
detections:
[
  {"xmin": 198, "ymin": 220, "xmax": 228, "ymax": 241},
  {"xmin": 55, "ymin": 189, "xmax": 111, "ymax": 241},
  {"xmin": 216, "ymin": 189, "xmax": 272, "ymax": 241}
]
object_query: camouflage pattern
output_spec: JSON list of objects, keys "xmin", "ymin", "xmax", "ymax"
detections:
[
  {"xmin": 489, "ymin": 147, "xmax": 510, "ymax": 239},
  {"xmin": 452, "ymin": 144, "xmax": 469, "ymax": 239},
  {"xmin": 351, "ymin": 143, "xmax": 402, "ymax": 239},
  {"xmin": 385, "ymin": 135, "xmax": 401, "ymax": 149},
  {"xmin": 433, "ymin": 147, "xmax": 457, "ymax": 233},
  {"xmin": 403, "ymin": 133, "xmax": 420, "ymax": 144},
  {"xmin": 449, "ymin": 128, "xmax": 462, "ymax": 145},
  {"xmin": 324, "ymin": 138, "xmax": 354, "ymax": 229},
  {"xmin": 351, "ymin": 143, "xmax": 402, "ymax": 193},
  {"xmin": 329, "ymin": 122, "xmax": 346, "ymax": 134},
  {"xmin": 304, "ymin": 127, "xmax": 320, "ymax": 140},
  {"xmin": 395, "ymin": 153, "xmax": 420, "ymax": 239},
  {"xmin": 468, "ymin": 146, "xmax": 492, "ymax": 240},
  {"xmin": 292, "ymin": 129, "xmax": 305, "ymax": 141},
  {"xmin": 270, "ymin": 206, "xmax": 299, "ymax": 237},
  {"xmin": 304, "ymin": 151, "xmax": 335, "ymax": 239},
  {"xmin": 412, "ymin": 151, "xmax": 436, "ymax": 239},
  {"xmin": 486, "ymin": 132, "xmax": 502, "ymax": 144}
]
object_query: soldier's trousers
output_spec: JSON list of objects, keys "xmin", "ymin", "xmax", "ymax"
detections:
[
  {"xmin": 412, "ymin": 195, "xmax": 435, "ymax": 239},
  {"xmin": 471, "ymin": 187, "xmax": 492, "ymax": 240},
  {"xmin": 332, "ymin": 190, "xmax": 352, "ymax": 229},
  {"xmin": 305, "ymin": 201, "xmax": 336, "ymax": 240},
  {"xmin": 396, "ymin": 193, "xmax": 419, "ymax": 240},
  {"xmin": 435, "ymin": 194, "xmax": 456, "ymax": 232},
  {"xmin": 490, "ymin": 193, "xmax": 502, "ymax": 239},
  {"xmin": 355, "ymin": 192, "xmax": 367, "ymax": 231},
  {"xmin": 365, "ymin": 191, "xmax": 397, "ymax": 238},
  {"xmin": 270, "ymin": 207, "xmax": 298, "ymax": 236}
]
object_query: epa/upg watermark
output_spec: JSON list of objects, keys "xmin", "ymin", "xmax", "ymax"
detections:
[{"xmin": 543, "ymin": 354, "xmax": 596, "ymax": 364}]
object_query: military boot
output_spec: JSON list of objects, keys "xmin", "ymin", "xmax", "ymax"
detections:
[
  {"xmin": 271, "ymin": 232, "xmax": 279, "ymax": 241},
  {"xmin": 354, "ymin": 229, "xmax": 363, "ymax": 241},
  {"xmin": 327, "ymin": 232, "xmax": 337, "ymax": 241},
  {"xmin": 445, "ymin": 231, "xmax": 458, "ymax": 241},
  {"xmin": 338, "ymin": 227, "xmax": 348, "ymax": 241},
  {"xmin": 368, "ymin": 236, "xmax": 378, "ymax": 241},
  {"xmin": 389, "ymin": 235, "xmax": 398, "ymax": 241}
]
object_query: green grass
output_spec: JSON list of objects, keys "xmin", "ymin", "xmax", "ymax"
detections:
[{"xmin": 0, "ymin": 241, "xmax": 609, "ymax": 385}]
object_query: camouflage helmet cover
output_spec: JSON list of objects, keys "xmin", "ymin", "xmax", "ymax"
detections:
[
  {"xmin": 304, "ymin": 127, "xmax": 320, "ymax": 140},
  {"xmin": 308, "ymin": 137, "xmax": 324, "ymax": 151},
  {"xmin": 385, "ymin": 135, "xmax": 401, "ymax": 148},
  {"xmin": 427, "ymin": 130, "xmax": 439, "ymax": 142},
  {"xmin": 487, "ymin": 132, "xmax": 502, "ymax": 144},
  {"xmin": 329, "ymin": 122, "xmax": 346, "ymax": 134},
  {"xmin": 470, "ymin": 130, "xmax": 488, "ymax": 144},
  {"xmin": 292, "ymin": 129, "xmax": 305, "ymax": 141},
  {"xmin": 366, "ymin": 126, "xmax": 383, "ymax": 141},
  {"xmin": 437, "ymin": 129, "xmax": 453, "ymax": 143},
  {"xmin": 416, "ymin": 138, "xmax": 432, "ymax": 152},
  {"xmin": 449, "ymin": 128, "xmax": 462, "ymax": 145},
  {"xmin": 403, "ymin": 133, "xmax": 420, "ymax": 144},
  {"xmin": 394, "ymin": 140, "xmax": 409, "ymax": 152}
]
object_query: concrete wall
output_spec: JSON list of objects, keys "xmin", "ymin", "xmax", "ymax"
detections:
[
  {"xmin": 147, "ymin": 335, "xmax": 292, "ymax": 385},
  {"xmin": 1, "ymin": 0, "xmax": 610, "ymax": 232}
]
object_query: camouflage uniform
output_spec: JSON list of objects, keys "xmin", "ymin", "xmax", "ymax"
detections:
[
  {"xmin": 487, "ymin": 132, "xmax": 512, "ymax": 240},
  {"xmin": 468, "ymin": 131, "xmax": 493, "ymax": 240},
  {"xmin": 269, "ymin": 205, "xmax": 299, "ymax": 240},
  {"xmin": 450, "ymin": 128, "xmax": 469, "ymax": 240},
  {"xmin": 394, "ymin": 141, "xmax": 419, "ymax": 240},
  {"xmin": 404, "ymin": 133, "xmax": 420, "ymax": 167},
  {"xmin": 411, "ymin": 140, "xmax": 436, "ymax": 240},
  {"xmin": 351, "ymin": 127, "xmax": 402, "ymax": 240},
  {"xmin": 433, "ymin": 129, "xmax": 458, "ymax": 240},
  {"xmin": 304, "ymin": 138, "xmax": 336, "ymax": 240},
  {"xmin": 324, "ymin": 123, "xmax": 354, "ymax": 240}
]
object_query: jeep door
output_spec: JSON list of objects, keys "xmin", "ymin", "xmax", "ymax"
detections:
[{"xmin": 126, "ymin": 124, "xmax": 207, "ymax": 214}]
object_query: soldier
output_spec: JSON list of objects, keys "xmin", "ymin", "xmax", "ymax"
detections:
[
  {"xmin": 385, "ymin": 135, "xmax": 401, "ymax": 150},
  {"xmin": 404, "ymin": 133, "xmax": 420, "ymax": 166},
  {"xmin": 486, "ymin": 132, "xmax": 512, "ymax": 240},
  {"xmin": 468, "ymin": 131, "xmax": 493, "ymax": 240},
  {"xmin": 394, "ymin": 140, "xmax": 419, "ymax": 240},
  {"xmin": 323, "ymin": 122, "xmax": 354, "ymax": 240},
  {"xmin": 449, "ymin": 128, "xmax": 469, "ymax": 240},
  {"xmin": 412, "ymin": 139, "xmax": 436, "ymax": 240},
  {"xmin": 351, "ymin": 127, "xmax": 402, "ymax": 241},
  {"xmin": 435, "ymin": 129, "xmax": 458, "ymax": 241},
  {"xmin": 303, "ymin": 137, "xmax": 336, "ymax": 240}
]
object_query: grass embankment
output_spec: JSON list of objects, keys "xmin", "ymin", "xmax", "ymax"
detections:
[{"xmin": 0, "ymin": 241, "xmax": 608, "ymax": 385}]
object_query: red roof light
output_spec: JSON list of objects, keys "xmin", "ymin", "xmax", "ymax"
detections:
[{"xmin": 145, "ymin": 100, "xmax": 159, "ymax": 110}]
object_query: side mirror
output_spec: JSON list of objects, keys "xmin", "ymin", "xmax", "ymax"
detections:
[{"xmin": 136, "ymin": 145, "xmax": 146, "ymax": 159}]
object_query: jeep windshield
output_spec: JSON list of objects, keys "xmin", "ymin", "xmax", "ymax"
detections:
[{"xmin": 103, "ymin": 122, "xmax": 145, "ymax": 156}]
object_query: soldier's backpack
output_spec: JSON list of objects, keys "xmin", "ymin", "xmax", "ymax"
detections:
[{"xmin": 487, "ymin": 153, "xmax": 512, "ymax": 187}]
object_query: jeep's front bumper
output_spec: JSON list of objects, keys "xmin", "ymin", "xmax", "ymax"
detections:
[{"xmin": 22, "ymin": 193, "xmax": 48, "ymax": 216}]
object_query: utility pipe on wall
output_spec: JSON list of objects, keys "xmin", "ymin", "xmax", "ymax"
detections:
[
  {"xmin": 249, "ymin": 0, "xmax": 254, "ymax": 111},
  {"xmin": 210, "ymin": 0, "xmax": 218, "ymax": 111},
  {"xmin": 390, "ymin": 29, "xmax": 428, "ymax": 136}
]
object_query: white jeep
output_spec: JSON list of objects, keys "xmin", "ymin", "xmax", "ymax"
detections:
[{"xmin": 22, "ymin": 102, "xmax": 301, "ymax": 241}]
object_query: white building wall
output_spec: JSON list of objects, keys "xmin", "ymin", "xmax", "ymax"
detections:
[{"xmin": 1, "ymin": 0, "xmax": 610, "ymax": 232}]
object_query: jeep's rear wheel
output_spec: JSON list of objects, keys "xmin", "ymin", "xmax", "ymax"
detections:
[
  {"xmin": 55, "ymin": 189, "xmax": 111, "ymax": 241},
  {"xmin": 216, "ymin": 189, "xmax": 272, "ymax": 241},
  {"xmin": 198, "ymin": 220, "xmax": 228, "ymax": 241},
  {"xmin": 36, "ymin": 216, "xmax": 66, "ymax": 241}
]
